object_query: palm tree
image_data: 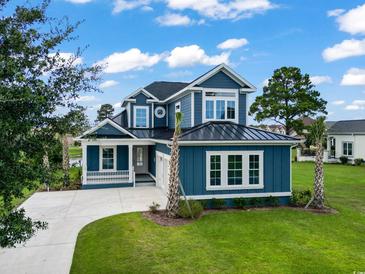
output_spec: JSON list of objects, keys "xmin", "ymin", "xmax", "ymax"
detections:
[
  {"xmin": 306, "ymin": 117, "xmax": 326, "ymax": 209},
  {"xmin": 166, "ymin": 112, "xmax": 183, "ymax": 218}
]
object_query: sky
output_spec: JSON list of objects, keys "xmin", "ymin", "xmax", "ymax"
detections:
[{"xmin": 8, "ymin": 0, "xmax": 365, "ymax": 123}]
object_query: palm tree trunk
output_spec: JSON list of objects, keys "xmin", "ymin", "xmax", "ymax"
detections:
[
  {"xmin": 62, "ymin": 135, "xmax": 70, "ymax": 187},
  {"xmin": 312, "ymin": 142, "xmax": 324, "ymax": 208},
  {"xmin": 166, "ymin": 130, "xmax": 180, "ymax": 218}
]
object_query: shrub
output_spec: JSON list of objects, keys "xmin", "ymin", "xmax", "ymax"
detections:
[
  {"xmin": 339, "ymin": 156, "xmax": 348, "ymax": 165},
  {"xmin": 249, "ymin": 197, "xmax": 262, "ymax": 207},
  {"xmin": 354, "ymin": 158, "xmax": 363, "ymax": 166},
  {"xmin": 233, "ymin": 198, "xmax": 246, "ymax": 208},
  {"xmin": 289, "ymin": 189, "xmax": 312, "ymax": 207},
  {"xmin": 178, "ymin": 200, "xmax": 203, "ymax": 218},
  {"xmin": 197, "ymin": 199, "xmax": 209, "ymax": 209},
  {"xmin": 211, "ymin": 198, "xmax": 226, "ymax": 209},
  {"xmin": 149, "ymin": 202, "xmax": 160, "ymax": 214},
  {"xmin": 265, "ymin": 196, "xmax": 280, "ymax": 207}
]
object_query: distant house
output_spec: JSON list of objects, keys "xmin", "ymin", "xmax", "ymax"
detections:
[
  {"xmin": 77, "ymin": 64, "xmax": 300, "ymax": 204},
  {"xmin": 327, "ymin": 119, "xmax": 365, "ymax": 161}
]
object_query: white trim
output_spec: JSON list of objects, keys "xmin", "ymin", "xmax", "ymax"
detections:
[
  {"xmin": 124, "ymin": 99, "xmax": 136, "ymax": 103},
  {"xmin": 191, "ymin": 92, "xmax": 195, "ymax": 127},
  {"xmin": 123, "ymin": 87, "xmax": 159, "ymax": 102},
  {"xmin": 148, "ymin": 172, "xmax": 156, "ymax": 181},
  {"xmin": 76, "ymin": 118, "xmax": 137, "ymax": 140},
  {"xmin": 206, "ymin": 150, "xmax": 264, "ymax": 190},
  {"xmin": 151, "ymin": 103, "xmax": 155, "ymax": 128},
  {"xmin": 128, "ymin": 144, "xmax": 133, "ymax": 182},
  {"xmin": 81, "ymin": 139, "xmax": 154, "ymax": 146},
  {"xmin": 162, "ymin": 64, "xmax": 256, "ymax": 103},
  {"xmin": 175, "ymin": 101, "xmax": 181, "ymax": 113},
  {"xmin": 82, "ymin": 143, "xmax": 87, "ymax": 185},
  {"xmin": 182, "ymin": 192, "xmax": 291, "ymax": 200},
  {"xmin": 127, "ymin": 102, "xmax": 131, "ymax": 128},
  {"xmin": 202, "ymin": 89, "xmax": 239, "ymax": 123},
  {"xmin": 342, "ymin": 141, "xmax": 354, "ymax": 157},
  {"xmin": 154, "ymin": 106, "xmax": 166, "ymax": 119},
  {"xmin": 133, "ymin": 105, "xmax": 150, "ymax": 128},
  {"xmin": 99, "ymin": 146, "xmax": 117, "ymax": 171},
  {"xmin": 166, "ymin": 104, "xmax": 169, "ymax": 127}
]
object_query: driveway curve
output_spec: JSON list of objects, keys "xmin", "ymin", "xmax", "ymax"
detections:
[{"xmin": 0, "ymin": 187, "xmax": 166, "ymax": 274}]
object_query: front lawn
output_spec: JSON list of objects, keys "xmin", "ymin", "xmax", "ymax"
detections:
[
  {"xmin": 69, "ymin": 145, "xmax": 82, "ymax": 158},
  {"xmin": 71, "ymin": 163, "xmax": 365, "ymax": 273}
]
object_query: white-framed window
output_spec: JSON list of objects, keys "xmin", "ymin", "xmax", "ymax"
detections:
[
  {"xmin": 206, "ymin": 151, "xmax": 264, "ymax": 190},
  {"xmin": 136, "ymin": 147, "xmax": 143, "ymax": 166},
  {"xmin": 100, "ymin": 146, "xmax": 116, "ymax": 171},
  {"xmin": 175, "ymin": 101, "xmax": 181, "ymax": 113},
  {"xmin": 133, "ymin": 106, "xmax": 149, "ymax": 128},
  {"xmin": 203, "ymin": 90, "xmax": 238, "ymax": 123},
  {"xmin": 343, "ymin": 142, "xmax": 353, "ymax": 157}
]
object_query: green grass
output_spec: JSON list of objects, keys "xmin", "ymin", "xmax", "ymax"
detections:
[
  {"xmin": 69, "ymin": 146, "xmax": 82, "ymax": 158},
  {"xmin": 71, "ymin": 163, "xmax": 365, "ymax": 274}
]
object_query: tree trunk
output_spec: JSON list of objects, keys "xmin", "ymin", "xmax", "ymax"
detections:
[
  {"xmin": 62, "ymin": 135, "xmax": 70, "ymax": 187},
  {"xmin": 312, "ymin": 142, "xmax": 324, "ymax": 208},
  {"xmin": 166, "ymin": 131, "xmax": 180, "ymax": 218},
  {"xmin": 43, "ymin": 151, "xmax": 50, "ymax": 192}
]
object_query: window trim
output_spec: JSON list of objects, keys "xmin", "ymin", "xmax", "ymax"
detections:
[
  {"xmin": 175, "ymin": 101, "xmax": 181, "ymax": 113},
  {"xmin": 206, "ymin": 151, "xmax": 264, "ymax": 190},
  {"xmin": 99, "ymin": 146, "xmax": 117, "ymax": 171},
  {"xmin": 342, "ymin": 141, "xmax": 353, "ymax": 157},
  {"xmin": 133, "ymin": 105, "xmax": 149, "ymax": 128},
  {"xmin": 202, "ymin": 89, "xmax": 239, "ymax": 123}
]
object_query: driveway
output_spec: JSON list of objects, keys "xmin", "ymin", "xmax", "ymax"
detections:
[{"xmin": 0, "ymin": 187, "xmax": 166, "ymax": 274}]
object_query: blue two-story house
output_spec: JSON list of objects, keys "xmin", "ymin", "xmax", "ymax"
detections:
[{"xmin": 78, "ymin": 64, "xmax": 299, "ymax": 203}]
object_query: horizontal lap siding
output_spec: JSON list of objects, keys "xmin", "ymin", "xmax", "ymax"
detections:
[
  {"xmin": 179, "ymin": 145, "xmax": 291, "ymax": 196},
  {"xmin": 130, "ymin": 93, "xmax": 152, "ymax": 128},
  {"xmin": 168, "ymin": 93, "xmax": 192, "ymax": 129},
  {"xmin": 197, "ymin": 71, "xmax": 241, "ymax": 89}
]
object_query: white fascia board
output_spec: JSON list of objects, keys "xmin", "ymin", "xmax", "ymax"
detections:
[
  {"xmin": 183, "ymin": 192, "xmax": 291, "ymax": 200},
  {"xmin": 124, "ymin": 87, "xmax": 160, "ymax": 101}
]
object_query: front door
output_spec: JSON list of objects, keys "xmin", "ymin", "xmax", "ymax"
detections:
[
  {"xmin": 156, "ymin": 152, "xmax": 170, "ymax": 194},
  {"xmin": 133, "ymin": 146, "xmax": 148, "ymax": 174}
]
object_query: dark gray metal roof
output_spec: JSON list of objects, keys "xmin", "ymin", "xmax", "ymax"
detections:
[
  {"xmin": 144, "ymin": 81, "xmax": 189, "ymax": 100},
  {"xmin": 328, "ymin": 119, "xmax": 365, "ymax": 134},
  {"xmin": 127, "ymin": 121, "xmax": 299, "ymax": 142}
]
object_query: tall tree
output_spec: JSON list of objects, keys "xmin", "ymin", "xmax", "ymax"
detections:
[
  {"xmin": 249, "ymin": 67, "xmax": 327, "ymax": 135},
  {"xmin": 306, "ymin": 117, "xmax": 326, "ymax": 209},
  {"xmin": 0, "ymin": 0, "xmax": 100, "ymax": 247},
  {"xmin": 166, "ymin": 112, "xmax": 183, "ymax": 218},
  {"xmin": 96, "ymin": 103, "xmax": 114, "ymax": 122}
]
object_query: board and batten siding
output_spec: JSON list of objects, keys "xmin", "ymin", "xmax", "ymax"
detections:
[
  {"xmin": 238, "ymin": 93, "xmax": 247, "ymax": 126},
  {"xmin": 179, "ymin": 145, "xmax": 291, "ymax": 196},
  {"xmin": 196, "ymin": 71, "xmax": 242, "ymax": 89},
  {"xmin": 194, "ymin": 92, "xmax": 202, "ymax": 126},
  {"xmin": 168, "ymin": 93, "xmax": 192, "ymax": 129},
  {"xmin": 154, "ymin": 104, "xmax": 167, "ymax": 128},
  {"xmin": 86, "ymin": 145, "xmax": 129, "ymax": 171},
  {"xmin": 148, "ymin": 145, "xmax": 156, "ymax": 176}
]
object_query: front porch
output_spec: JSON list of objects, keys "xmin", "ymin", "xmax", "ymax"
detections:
[{"xmin": 81, "ymin": 141, "xmax": 157, "ymax": 189}]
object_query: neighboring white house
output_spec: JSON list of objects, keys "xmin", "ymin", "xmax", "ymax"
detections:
[{"xmin": 326, "ymin": 119, "xmax": 365, "ymax": 162}]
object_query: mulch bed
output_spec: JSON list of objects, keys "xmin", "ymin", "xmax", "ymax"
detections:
[{"xmin": 143, "ymin": 206, "xmax": 338, "ymax": 226}]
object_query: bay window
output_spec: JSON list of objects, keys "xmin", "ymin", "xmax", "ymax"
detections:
[{"xmin": 207, "ymin": 151, "xmax": 263, "ymax": 190}]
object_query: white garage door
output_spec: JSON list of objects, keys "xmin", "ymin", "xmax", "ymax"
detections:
[{"xmin": 156, "ymin": 152, "xmax": 170, "ymax": 195}]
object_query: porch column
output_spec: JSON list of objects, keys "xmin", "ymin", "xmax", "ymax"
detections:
[
  {"xmin": 128, "ymin": 144, "xmax": 133, "ymax": 183},
  {"xmin": 82, "ymin": 142, "xmax": 87, "ymax": 185}
]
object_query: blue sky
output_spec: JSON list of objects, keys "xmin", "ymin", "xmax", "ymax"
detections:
[{"xmin": 13, "ymin": 0, "xmax": 365, "ymax": 123}]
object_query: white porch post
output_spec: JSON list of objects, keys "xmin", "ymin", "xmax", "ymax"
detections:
[
  {"xmin": 128, "ymin": 144, "xmax": 133, "ymax": 183},
  {"xmin": 82, "ymin": 142, "xmax": 87, "ymax": 185}
]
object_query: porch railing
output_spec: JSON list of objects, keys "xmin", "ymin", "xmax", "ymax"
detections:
[{"xmin": 86, "ymin": 170, "xmax": 130, "ymax": 184}]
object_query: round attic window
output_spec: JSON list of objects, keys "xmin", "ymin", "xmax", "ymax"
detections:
[{"xmin": 155, "ymin": 106, "xmax": 166, "ymax": 118}]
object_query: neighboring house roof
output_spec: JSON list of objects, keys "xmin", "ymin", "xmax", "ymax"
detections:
[
  {"xmin": 325, "ymin": 121, "xmax": 336, "ymax": 130},
  {"xmin": 302, "ymin": 117, "xmax": 316, "ymax": 127},
  {"xmin": 328, "ymin": 119, "xmax": 365, "ymax": 134},
  {"xmin": 143, "ymin": 81, "xmax": 189, "ymax": 101},
  {"xmin": 128, "ymin": 121, "xmax": 300, "ymax": 143}
]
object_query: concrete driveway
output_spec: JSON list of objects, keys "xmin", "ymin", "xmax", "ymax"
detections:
[{"xmin": 0, "ymin": 187, "xmax": 166, "ymax": 274}]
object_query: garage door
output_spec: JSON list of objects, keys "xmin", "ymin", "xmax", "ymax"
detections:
[{"xmin": 156, "ymin": 152, "xmax": 170, "ymax": 195}]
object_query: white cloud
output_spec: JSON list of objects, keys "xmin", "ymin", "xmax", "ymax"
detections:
[
  {"xmin": 165, "ymin": 45, "xmax": 230, "ymax": 68},
  {"xmin": 141, "ymin": 6, "xmax": 153, "ymax": 12},
  {"xmin": 99, "ymin": 80, "xmax": 119, "ymax": 89},
  {"xmin": 322, "ymin": 39, "xmax": 365, "ymax": 62},
  {"xmin": 66, "ymin": 0, "xmax": 92, "ymax": 3},
  {"xmin": 165, "ymin": 70, "xmax": 193, "ymax": 78},
  {"xmin": 113, "ymin": 0, "xmax": 151, "ymax": 14},
  {"xmin": 337, "ymin": 3, "xmax": 365, "ymax": 35},
  {"xmin": 217, "ymin": 38, "xmax": 248, "ymax": 50},
  {"xmin": 332, "ymin": 100, "xmax": 345, "ymax": 105},
  {"xmin": 156, "ymin": 13, "xmax": 192, "ymax": 26},
  {"xmin": 345, "ymin": 100, "xmax": 365, "ymax": 110},
  {"xmin": 49, "ymin": 52, "xmax": 83, "ymax": 66},
  {"xmin": 96, "ymin": 48, "xmax": 163, "ymax": 73},
  {"xmin": 327, "ymin": 9, "xmax": 345, "ymax": 17},
  {"xmin": 310, "ymin": 75, "xmax": 332, "ymax": 85},
  {"xmin": 166, "ymin": 0, "xmax": 275, "ymax": 20},
  {"xmin": 75, "ymin": 95, "xmax": 96, "ymax": 102},
  {"xmin": 341, "ymin": 68, "xmax": 365, "ymax": 86}
]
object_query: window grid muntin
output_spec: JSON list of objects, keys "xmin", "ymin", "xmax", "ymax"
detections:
[
  {"xmin": 210, "ymin": 155, "xmax": 221, "ymax": 186},
  {"xmin": 228, "ymin": 155, "xmax": 242, "ymax": 185},
  {"xmin": 249, "ymin": 155, "xmax": 260, "ymax": 185},
  {"xmin": 135, "ymin": 108, "xmax": 147, "ymax": 128},
  {"xmin": 102, "ymin": 148, "xmax": 114, "ymax": 170}
]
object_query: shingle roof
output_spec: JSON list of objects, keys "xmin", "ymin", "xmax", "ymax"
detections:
[
  {"xmin": 144, "ymin": 81, "xmax": 189, "ymax": 100},
  {"xmin": 128, "ymin": 121, "xmax": 300, "ymax": 142},
  {"xmin": 328, "ymin": 119, "xmax": 365, "ymax": 134}
]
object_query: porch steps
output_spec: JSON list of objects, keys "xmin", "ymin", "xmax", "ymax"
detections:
[
  {"xmin": 135, "ymin": 182, "xmax": 156, "ymax": 187},
  {"xmin": 135, "ymin": 174, "xmax": 156, "ymax": 187}
]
